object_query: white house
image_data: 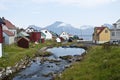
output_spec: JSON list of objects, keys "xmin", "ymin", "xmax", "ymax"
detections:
[
  {"xmin": 2, "ymin": 17, "xmax": 17, "ymax": 45},
  {"xmin": 3, "ymin": 30, "xmax": 15, "ymax": 44},
  {"xmin": 110, "ymin": 19, "xmax": 120, "ymax": 43},
  {"xmin": 60, "ymin": 32, "xmax": 69, "ymax": 40},
  {"xmin": 56, "ymin": 37, "xmax": 61, "ymax": 42},
  {"xmin": 41, "ymin": 29, "xmax": 52, "ymax": 40}
]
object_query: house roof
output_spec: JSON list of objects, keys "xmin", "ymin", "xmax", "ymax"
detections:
[
  {"xmin": 3, "ymin": 30, "xmax": 14, "ymax": 36},
  {"xmin": 18, "ymin": 31, "xmax": 29, "ymax": 37},
  {"xmin": 17, "ymin": 37, "xmax": 30, "ymax": 42},
  {"xmin": 95, "ymin": 27, "xmax": 106, "ymax": 35},
  {"xmin": 50, "ymin": 31, "xmax": 58, "ymax": 37},
  {"xmin": 2, "ymin": 17, "xmax": 16, "ymax": 29},
  {"xmin": 116, "ymin": 19, "xmax": 120, "ymax": 23},
  {"xmin": 60, "ymin": 31, "xmax": 68, "ymax": 35},
  {"xmin": 41, "ymin": 32, "xmax": 46, "ymax": 37}
]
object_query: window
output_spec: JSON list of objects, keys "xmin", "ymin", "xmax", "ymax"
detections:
[
  {"xmin": 105, "ymin": 30, "xmax": 108, "ymax": 33},
  {"xmin": 116, "ymin": 32, "xmax": 120, "ymax": 36},
  {"xmin": 112, "ymin": 32, "xmax": 115, "ymax": 36},
  {"xmin": 45, "ymin": 31, "xmax": 47, "ymax": 33}
]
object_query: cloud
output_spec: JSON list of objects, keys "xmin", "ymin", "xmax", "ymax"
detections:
[{"xmin": 31, "ymin": 0, "xmax": 117, "ymax": 7}]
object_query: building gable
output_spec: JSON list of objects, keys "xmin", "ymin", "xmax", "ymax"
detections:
[
  {"xmin": 41, "ymin": 29, "xmax": 52, "ymax": 39},
  {"xmin": 2, "ymin": 17, "xmax": 16, "ymax": 30},
  {"xmin": 60, "ymin": 32, "xmax": 69, "ymax": 40},
  {"xmin": 95, "ymin": 27, "xmax": 106, "ymax": 35}
]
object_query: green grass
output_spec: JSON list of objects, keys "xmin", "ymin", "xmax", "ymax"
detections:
[
  {"xmin": 55, "ymin": 46, "xmax": 120, "ymax": 80},
  {"xmin": 0, "ymin": 44, "xmax": 36, "ymax": 67},
  {"xmin": 0, "ymin": 40, "xmax": 63, "ymax": 68}
]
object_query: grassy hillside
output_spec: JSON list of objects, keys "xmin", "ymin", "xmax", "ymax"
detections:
[{"xmin": 55, "ymin": 45, "xmax": 120, "ymax": 80}]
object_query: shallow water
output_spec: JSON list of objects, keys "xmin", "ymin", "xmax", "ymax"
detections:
[
  {"xmin": 47, "ymin": 47, "xmax": 85, "ymax": 57},
  {"xmin": 12, "ymin": 47, "xmax": 85, "ymax": 80}
]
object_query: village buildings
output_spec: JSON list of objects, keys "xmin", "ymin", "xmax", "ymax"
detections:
[
  {"xmin": 2, "ymin": 17, "xmax": 17, "ymax": 45},
  {"xmin": 1, "ymin": 16, "xmax": 120, "ymax": 46},
  {"xmin": 110, "ymin": 19, "xmax": 120, "ymax": 43},
  {"xmin": 93, "ymin": 26, "xmax": 110, "ymax": 44}
]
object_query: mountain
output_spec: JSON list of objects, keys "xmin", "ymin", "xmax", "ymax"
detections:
[
  {"xmin": 79, "ymin": 25, "xmax": 94, "ymax": 40},
  {"xmin": 45, "ymin": 21, "xmax": 94, "ymax": 40},
  {"xmin": 45, "ymin": 21, "xmax": 81, "ymax": 35}
]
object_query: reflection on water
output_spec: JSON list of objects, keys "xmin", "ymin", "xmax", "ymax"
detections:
[{"xmin": 47, "ymin": 47, "xmax": 85, "ymax": 57}]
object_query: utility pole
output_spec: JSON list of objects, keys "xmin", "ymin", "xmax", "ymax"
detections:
[{"xmin": 0, "ymin": 17, "xmax": 5, "ymax": 58}]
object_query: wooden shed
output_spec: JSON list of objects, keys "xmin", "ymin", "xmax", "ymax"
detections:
[{"xmin": 17, "ymin": 37, "xmax": 29, "ymax": 48}]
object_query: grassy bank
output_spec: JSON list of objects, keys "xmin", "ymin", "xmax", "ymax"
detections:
[
  {"xmin": 0, "ymin": 40, "xmax": 63, "ymax": 68},
  {"xmin": 0, "ymin": 40, "xmax": 78, "ymax": 68},
  {"xmin": 55, "ymin": 45, "xmax": 120, "ymax": 80}
]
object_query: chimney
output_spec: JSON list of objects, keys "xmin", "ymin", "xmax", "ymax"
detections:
[{"xmin": 2, "ymin": 17, "xmax": 5, "ymax": 20}]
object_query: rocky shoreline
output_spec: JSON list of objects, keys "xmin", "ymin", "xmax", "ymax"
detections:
[
  {"xmin": 0, "ymin": 47, "xmax": 49, "ymax": 80},
  {"xmin": 0, "ymin": 55, "xmax": 31, "ymax": 80}
]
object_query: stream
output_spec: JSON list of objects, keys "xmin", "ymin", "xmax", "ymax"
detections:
[{"xmin": 12, "ymin": 47, "xmax": 85, "ymax": 80}]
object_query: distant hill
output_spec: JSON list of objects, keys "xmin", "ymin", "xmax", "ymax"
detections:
[
  {"xmin": 45, "ymin": 21, "xmax": 81, "ymax": 35},
  {"xmin": 45, "ymin": 21, "xmax": 94, "ymax": 40},
  {"xmin": 79, "ymin": 25, "xmax": 94, "ymax": 40}
]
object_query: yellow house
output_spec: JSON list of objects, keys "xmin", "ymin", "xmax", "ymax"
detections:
[{"xmin": 93, "ymin": 26, "xmax": 110, "ymax": 44}]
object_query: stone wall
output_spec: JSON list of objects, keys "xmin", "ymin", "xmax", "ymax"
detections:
[{"xmin": 0, "ymin": 55, "xmax": 31, "ymax": 80}]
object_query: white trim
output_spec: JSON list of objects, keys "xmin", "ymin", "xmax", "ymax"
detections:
[
  {"xmin": 96, "ymin": 41, "xmax": 108, "ymax": 44},
  {"xmin": 0, "ymin": 44, "xmax": 2, "ymax": 58}
]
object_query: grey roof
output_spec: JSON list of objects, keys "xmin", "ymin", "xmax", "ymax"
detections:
[
  {"xmin": 116, "ymin": 19, "xmax": 120, "ymax": 23},
  {"xmin": 0, "ymin": 17, "xmax": 5, "ymax": 24},
  {"xmin": 17, "ymin": 31, "xmax": 29, "ymax": 37}
]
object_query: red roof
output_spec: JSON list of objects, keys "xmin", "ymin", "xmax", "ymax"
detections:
[
  {"xmin": 3, "ymin": 18, "xmax": 16, "ymax": 29},
  {"xmin": 3, "ymin": 30, "xmax": 14, "ymax": 36},
  {"xmin": 95, "ymin": 27, "xmax": 106, "ymax": 35}
]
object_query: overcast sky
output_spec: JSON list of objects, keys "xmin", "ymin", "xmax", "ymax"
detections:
[{"xmin": 0, "ymin": 0, "xmax": 120, "ymax": 28}]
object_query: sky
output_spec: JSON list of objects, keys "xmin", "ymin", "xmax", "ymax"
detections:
[{"xmin": 0, "ymin": 0, "xmax": 120, "ymax": 29}]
